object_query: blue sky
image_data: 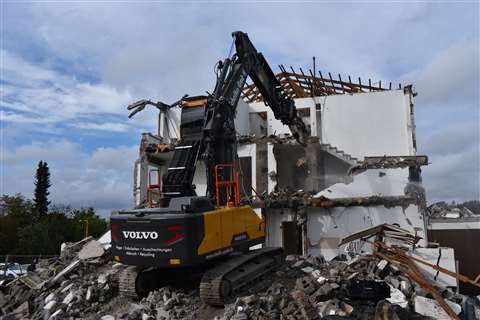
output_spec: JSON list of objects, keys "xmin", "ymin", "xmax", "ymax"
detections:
[{"xmin": 1, "ymin": 2, "xmax": 479, "ymax": 215}]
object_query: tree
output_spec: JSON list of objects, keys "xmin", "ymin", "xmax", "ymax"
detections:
[
  {"xmin": 0, "ymin": 194, "xmax": 33, "ymax": 254},
  {"xmin": 71, "ymin": 207, "xmax": 108, "ymax": 239},
  {"xmin": 33, "ymin": 161, "xmax": 51, "ymax": 219}
]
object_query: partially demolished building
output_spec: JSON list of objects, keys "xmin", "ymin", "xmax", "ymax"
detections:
[
  {"xmin": 133, "ymin": 67, "xmax": 430, "ymax": 260},
  {"xmin": 3, "ymin": 69, "xmax": 480, "ymax": 320}
]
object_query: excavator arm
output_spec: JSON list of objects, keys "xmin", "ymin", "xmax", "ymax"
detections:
[
  {"xmin": 233, "ymin": 31, "xmax": 309, "ymax": 142},
  {"xmin": 162, "ymin": 31, "xmax": 310, "ymax": 205}
]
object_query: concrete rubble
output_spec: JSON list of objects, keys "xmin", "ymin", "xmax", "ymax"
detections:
[
  {"xmin": 1, "ymin": 229, "xmax": 480, "ymax": 320},
  {"xmin": 428, "ymin": 202, "xmax": 479, "ymax": 219},
  {"xmin": 220, "ymin": 254, "xmax": 457, "ymax": 320}
]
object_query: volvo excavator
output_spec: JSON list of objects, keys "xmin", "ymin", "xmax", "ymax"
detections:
[{"xmin": 110, "ymin": 31, "xmax": 310, "ymax": 306}]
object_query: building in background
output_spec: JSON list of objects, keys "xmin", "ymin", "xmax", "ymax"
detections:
[{"xmin": 427, "ymin": 203, "xmax": 480, "ymax": 295}]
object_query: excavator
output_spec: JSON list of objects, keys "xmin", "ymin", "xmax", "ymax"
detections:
[{"xmin": 110, "ymin": 31, "xmax": 310, "ymax": 305}]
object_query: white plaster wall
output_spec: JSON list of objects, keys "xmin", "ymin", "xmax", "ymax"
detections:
[
  {"xmin": 315, "ymin": 168, "xmax": 411, "ymax": 198},
  {"xmin": 408, "ymin": 248, "xmax": 457, "ymax": 288},
  {"xmin": 267, "ymin": 143, "xmax": 276, "ymax": 193},
  {"xmin": 306, "ymin": 204, "xmax": 426, "ymax": 261},
  {"xmin": 235, "ymin": 100, "xmax": 250, "ymax": 135},
  {"xmin": 320, "ymin": 90, "xmax": 415, "ymax": 160}
]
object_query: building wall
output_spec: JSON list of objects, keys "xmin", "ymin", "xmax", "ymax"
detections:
[
  {"xmin": 315, "ymin": 168, "xmax": 411, "ymax": 198},
  {"xmin": 428, "ymin": 226, "xmax": 480, "ymax": 295},
  {"xmin": 320, "ymin": 89, "xmax": 416, "ymax": 160},
  {"xmin": 306, "ymin": 204, "xmax": 426, "ymax": 260},
  {"xmin": 265, "ymin": 203, "xmax": 426, "ymax": 261}
]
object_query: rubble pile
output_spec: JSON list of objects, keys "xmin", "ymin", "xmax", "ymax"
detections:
[
  {"xmin": 428, "ymin": 202, "xmax": 478, "ymax": 219},
  {"xmin": 0, "ymin": 237, "xmax": 127, "ymax": 319},
  {"xmin": 1, "ymin": 228, "xmax": 480, "ymax": 320},
  {"xmin": 0, "ymin": 237, "xmax": 203, "ymax": 320},
  {"xmin": 129, "ymin": 287, "xmax": 201, "ymax": 320},
  {"xmin": 222, "ymin": 254, "xmax": 480, "ymax": 320}
]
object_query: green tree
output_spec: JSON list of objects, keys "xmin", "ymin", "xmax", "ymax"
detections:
[
  {"xmin": 17, "ymin": 212, "xmax": 76, "ymax": 255},
  {"xmin": 33, "ymin": 161, "xmax": 51, "ymax": 219},
  {"xmin": 1, "ymin": 193, "xmax": 108, "ymax": 255},
  {"xmin": 71, "ymin": 207, "xmax": 108, "ymax": 239},
  {"xmin": 0, "ymin": 194, "xmax": 34, "ymax": 254}
]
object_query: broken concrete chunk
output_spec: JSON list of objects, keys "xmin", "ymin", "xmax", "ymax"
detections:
[
  {"xmin": 45, "ymin": 292, "xmax": 55, "ymax": 304},
  {"xmin": 317, "ymin": 299, "xmax": 349, "ymax": 317},
  {"xmin": 386, "ymin": 285, "xmax": 408, "ymax": 308},
  {"xmin": 62, "ymin": 291, "xmax": 74, "ymax": 305},
  {"xmin": 78, "ymin": 240, "xmax": 105, "ymax": 260},
  {"xmin": 310, "ymin": 283, "xmax": 340, "ymax": 303},
  {"xmin": 44, "ymin": 300, "xmax": 56, "ymax": 311},
  {"xmin": 292, "ymin": 260, "xmax": 305, "ymax": 268},
  {"xmin": 97, "ymin": 273, "xmax": 108, "ymax": 284},
  {"xmin": 48, "ymin": 309, "xmax": 63, "ymax": 320},
  {"xmin": 301, "ymin": 266, "xmax": 314, "ymax": 274},
  {"xmin": 86, "ymin": 286, "xmax": 93, "ymax": 301},
  {"xmin": 50, "ymin": 259, "xmax": 80, "ymax": 285},
  {"xmin": 316, "ymin": 276, "xmax": 327, "ymax": 285},
  {"xmin": 377, "ymin": 259, "xmax": 388, "ymax": 271},
  {"xmin": 61, "ymin": 282, "xmax": 74, "ymax": 293},
  {"xmin": 285, "ymin": 255, "xmax": 298, "ymax": 262},
  {"xmin": 13, "ymin": 301, "xmax": 29, "ymax": 316},
  {"xmin": 18, "ymin": 273, "xmax": 44, "ymax": 290},
  {"xmin": 414, "ymin": 295, "xmax": 461, "ymax": 319}
]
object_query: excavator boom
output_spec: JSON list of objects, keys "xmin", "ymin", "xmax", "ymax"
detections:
[{"xmin": 162, "ymin": 31, "xmax": 310, "ymax": 206}]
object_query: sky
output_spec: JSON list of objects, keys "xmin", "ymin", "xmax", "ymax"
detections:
[{"xmin": 1, "ymin": 2, "xmax": 479, "ymax": 216}]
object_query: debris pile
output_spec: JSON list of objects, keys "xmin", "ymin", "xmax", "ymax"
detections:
[
  {"xmin": 0, "ymin": 235, "xmax": 204, "ymax": 320},
  {"xmin": 1, "ymin": 225, "xmax": 480, "ymax": 320},
  {"xmin": 0, "ymin": 237, "xmax": 128, "ymax": 320},
  {"xmin": 221, "ymin": 255, "xmax": 427, "ymax": 319},
  {"xmin": 428, "ymin": 202, "xmax": 479, "ymax": 219},
  {"xmin": 222, "ymin": 225, "xmax": 480, "ymax": 320}
]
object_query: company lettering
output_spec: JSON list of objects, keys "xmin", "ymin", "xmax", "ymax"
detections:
[{"xmin": 122, "ymin": 231, "xmax": 159, "ymax": 240}]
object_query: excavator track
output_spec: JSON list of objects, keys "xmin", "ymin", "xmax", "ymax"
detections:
[
  {"xmin": 200, "ymin": 247, "xmax": 283, "ymax": 306},
  {"xmin": 119, "ymin": 266, "xmax": 141, "ymax": 298}
]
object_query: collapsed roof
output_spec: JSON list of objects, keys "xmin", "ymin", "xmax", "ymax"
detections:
[{"xmin": 242, "ymin": 65, "xmax": 402, "ymax": 103}]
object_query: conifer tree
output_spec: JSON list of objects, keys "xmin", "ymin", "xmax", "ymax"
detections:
[{"xmin": 33, "ymin": 161, "xmax": 51, "ymax": 219}]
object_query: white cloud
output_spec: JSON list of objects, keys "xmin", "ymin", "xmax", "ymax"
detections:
[
  {"xmin": 402, "ymin": 39, "xmax": 479, "ymax": 107},
  {"xmin": 418, "ymin": 122, "xmax": 480, "ymax": 203},
  {"xmin": 72, "ymin": 122, "xmax": 129, "ymax": 132},
  {"xmin": 1, "ymin": 139, "xmax": 138, "ymax": 215},
  {"xmin": 1, "ymin": 50, "xmax": 134, "ymax": 132},
  {"xmin": 2, "ymin": 2, "xmax": 479, "ymax": 207}
]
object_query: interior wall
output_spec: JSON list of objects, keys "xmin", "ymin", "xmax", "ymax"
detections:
[
  {"xmin": 255, "ymin": 143, "xmax": 268, "ymax": 195},
  {"xmin": 273, "ymin": 144, "xmax": 351, "ymax": 193},
  {"xmin": 306, "ymin": 204, "xmax": 427, "ymax": 261}
]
